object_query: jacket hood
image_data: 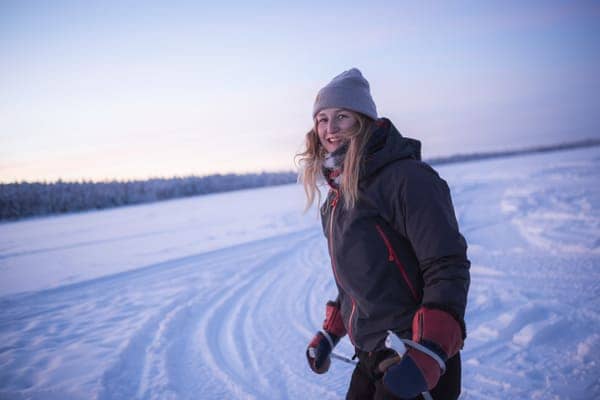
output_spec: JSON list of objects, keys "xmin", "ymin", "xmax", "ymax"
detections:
[{"xmin": 362, "ymin": 118, "xmax": 422, "ymax": 179}]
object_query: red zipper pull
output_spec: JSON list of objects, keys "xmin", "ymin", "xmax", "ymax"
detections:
[{"xmin": 331, "ymin": 190, "xmax": 339, "ymax": 208}]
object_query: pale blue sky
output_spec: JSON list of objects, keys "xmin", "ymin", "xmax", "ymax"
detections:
[{"xmin": 1, "ymin": 0, "xmax": 599, "ymax": 182}]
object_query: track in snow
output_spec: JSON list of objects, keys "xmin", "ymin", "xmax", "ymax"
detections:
[{"xmin": 0, "ymin": 227, "xmax": 353, "ymax": 400}]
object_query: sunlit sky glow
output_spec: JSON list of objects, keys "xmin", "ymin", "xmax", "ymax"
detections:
[{"xmin": 1, "ymin": 0, "xmax": 599, "ymax": 183}]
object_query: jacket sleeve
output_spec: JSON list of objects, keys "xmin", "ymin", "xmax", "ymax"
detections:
[{"xmin": 393, "ymin": 162, "xmax": 470, "ymax": 336}]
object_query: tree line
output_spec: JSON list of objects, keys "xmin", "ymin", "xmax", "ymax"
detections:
[
  {"xmin": 2, "ymin": 138, "xmax": 598, "ymax": 222},
  {"xmin": 0, "ymin": 172, "xmax": 296, "ymax": 221}
]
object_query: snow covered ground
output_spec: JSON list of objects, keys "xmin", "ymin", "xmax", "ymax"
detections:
[{"xmin": 1, "ymin": 146, "xmax": 599, "ymax": 399}]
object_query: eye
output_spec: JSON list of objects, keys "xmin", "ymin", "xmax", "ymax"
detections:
[
  {"xmin": 337, "ymin": 114, "xmax": 348, "ymax": 120},
  {"xmin": 317, "ymin": 117, "xmax": 327, "ymax": 124}
]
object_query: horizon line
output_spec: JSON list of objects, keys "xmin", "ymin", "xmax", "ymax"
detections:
[{"xmin": 2, "ymin": 137, "xmax": 599, "ymax": 186}]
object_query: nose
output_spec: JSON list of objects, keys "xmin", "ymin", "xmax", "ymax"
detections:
[{"xmin": 326, "ymin": 119, "xmax": 339, "ymax": 134}]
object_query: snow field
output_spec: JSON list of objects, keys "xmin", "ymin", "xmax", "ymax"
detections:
[
  {"xmin": 1, "ymin": 146, "xmax": 599, "ymax": 399},
  {"xmin": 444, "ymin": 148, "xmax": 600, "ymax": 399}
]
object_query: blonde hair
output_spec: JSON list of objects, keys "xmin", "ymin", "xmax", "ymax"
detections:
[{"xmin": 295, "ymin": 111, "xmax": 375, "ymax": 211}]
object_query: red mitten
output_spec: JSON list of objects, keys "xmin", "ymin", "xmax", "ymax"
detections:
[
  {"xmin": 306, "ymin": 301, "xmax": 346, "ymax": 374},
  {"xmin": 323, "ymin": 300, "xmax": 346, "ymax": 338},
  {"xmin": 382, "ymin": 307, "xmax": 463, "ymax": 397}
]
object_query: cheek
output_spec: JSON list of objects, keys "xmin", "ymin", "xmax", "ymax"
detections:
[
  {"xmin": 316, "ymin": 129, "xmax": 327, "ymax": 144},
  {"xmin": 318, "ymin": 137, "xmax": 328, "ymax": 149},
  {"xmin": 341, "ymin": 120, "xmax": 358, "ymax": 131}
]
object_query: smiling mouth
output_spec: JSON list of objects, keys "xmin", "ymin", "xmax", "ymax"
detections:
[{"xmin": 327, "ymin": 137, "xmax": 341, "ymax": 144}]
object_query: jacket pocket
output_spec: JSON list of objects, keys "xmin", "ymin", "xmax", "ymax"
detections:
[{"xmin": 375, "ymin": 223, "xmax": 419, "ymax": 301}]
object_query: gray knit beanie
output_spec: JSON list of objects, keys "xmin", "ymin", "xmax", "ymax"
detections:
[{"xmin": 313, "ymin": 68, "xmax": 378, "ymax": 120}]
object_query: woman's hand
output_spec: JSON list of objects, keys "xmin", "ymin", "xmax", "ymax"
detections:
[
  {"xmin": 381, "ymin": 307, "xmax": 463, "ymax": 397},
  {"xmin": 306, "ymin": 330, "xmax": 340, "ymax": 374},
  {"xmin": 306, "ymin": 300, "xmax": 347, "ymax": 374}
]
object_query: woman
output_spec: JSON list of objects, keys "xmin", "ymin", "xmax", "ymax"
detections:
[{"xmin": 298, "ymin": 68, "xmax": 470, "ymax": 400}]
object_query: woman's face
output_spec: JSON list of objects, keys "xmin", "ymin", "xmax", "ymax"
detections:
[{"xmin": 315, "ymin": 108, "xmax": 358, "ymax": 153}]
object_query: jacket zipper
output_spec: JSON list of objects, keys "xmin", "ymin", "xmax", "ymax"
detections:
[
  {"xmin": 328, "ymin": 189, "xmax": 357, "ymax": 346},
  {"xmin": 374, "ymin": 223, "xmax": 419, "ymax": 301}
]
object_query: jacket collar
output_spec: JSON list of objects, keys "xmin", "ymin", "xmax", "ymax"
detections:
[{"xmin": 362, "ymin": 118, "xmax": 421, "ymax": 179}]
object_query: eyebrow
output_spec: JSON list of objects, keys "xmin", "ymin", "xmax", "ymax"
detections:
[{"xmin": 316, "ymin": 108, "xmax": 345, "ymax": 118}]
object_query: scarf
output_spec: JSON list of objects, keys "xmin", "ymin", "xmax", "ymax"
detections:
[{"xmin": 322, "ymin": 142, "xmax": 348, "ymax": 189}]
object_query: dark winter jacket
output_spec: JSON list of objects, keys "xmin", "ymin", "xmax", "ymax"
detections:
[{"xmin": 320, "ymin": 118, "xmax": 470, "ymax": 352}]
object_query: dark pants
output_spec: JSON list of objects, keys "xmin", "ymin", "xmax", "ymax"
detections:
[{"xmin": 346, "ymin": 350, "xmax": 461, "ymax": 400}]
